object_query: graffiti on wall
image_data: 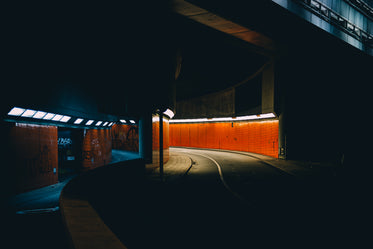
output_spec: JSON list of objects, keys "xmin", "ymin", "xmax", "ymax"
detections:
[
  {"xmin": 58, "ymin": 137, "xmax": 72, "ymax": 146},
  {"xmin": 9, "ymin": 123, "xmax": 58, "ymax": 192},
  {"xmin": 21, "ymin": 145, "xmax": 54, "ymax": 176},
  {"xmin": 82, "ymin": 129, "xmax": 112, "ymax": 169},
  {"xmin": 111, "ymin": 124, "xmax": 139, "ymax": 152}
]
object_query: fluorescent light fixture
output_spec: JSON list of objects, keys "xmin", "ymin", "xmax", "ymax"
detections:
[
  {"xmin": 33, "ymin": 111, "xmax": 47, "ymax": 119},
  {"xmin": 310, "ymin": 0, "xmax": 320, "ymax": 9},
  {"xmin": 170, "ymin": 118, "xmax": 209, "ymax": 123},
  {"xmin": 95, "ymin": 121, "xmax": 103, "ymax": 126},
  {"xmin": 108, "ymin": 122, "xmax": 114, "ymax": 126},
  {"xmin": 120, "ymin": 119, "xmax": 127, "ymax": 123},
  {"xmin": 8, "ymin": 107, "xmax": 25, "ymax": 116},
  {"xmin": 74, "ymin": 118, "xmax": 84, "ymax": 124},
  {"xmin": 52, "ymin": 114, "xmax": 63, "ymax": 121},
  {"xmin": 43, "ymin": 113, "xmax": 56, "ymax": 120},
  {"xmin": 21, "ymin": 109, "xmax": 37, "ymax": 117},
  {"xmin": 320, "ymin": 6, "xmax": 328, "ymax": 16},
  {"xmin": 86, "ymin": 120, "xmax": 94, "ymax": 125},
  {"xmin": 60, "ymin": 116, "xmax": 71, "ymax": 123},
  {"xmin": 211, "ymin": 117, "xmax": 233, "ymax": 122},
  {"xmin": 330, "ymin": 11, "xmax": 338, "ymax": 20},
  {"xmin": 163, "ymin": 109, "xmax": 175, "ymax": 119},
  {"xmin": 103, "ymin": 122, "xmax": 109, "ymax": 126},
  {"xmin": 170, "ymin": 113, "xmax": 276, "ymax": 123},
  {"xmin": 347, "ymin": 23, "xmax": 354, "ymax": 31},
  {"xmin": 259, "ymin": 113, "xmax": 276, "ymax": 118},
  {"xmin": 129, "ymin": 120, "xmax": 135, "ymax": 124}
]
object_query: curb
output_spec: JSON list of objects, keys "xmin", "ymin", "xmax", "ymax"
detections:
[
  {"xmin": 151, "ymin": 153, "xmax": 194, "ymax": 182},
  {"xmin": 59, "ymin": 159, "xmax": 144, "ymax": 249},
  {"xmin": 182, "ymin": 155, "xmax": 194, "ymax": 177},
  {"xmin": 60, "ymin": 193, "xmax": 127, "ymax": 249}
]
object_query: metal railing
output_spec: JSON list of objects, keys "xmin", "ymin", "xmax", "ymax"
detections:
[
  {"xmin": 293, "ymin": 0, "xmax": 373, "ymax": 47},
  {"xmin": 346, "ymin": 0, "xmax": 373, "ymax": 20}
]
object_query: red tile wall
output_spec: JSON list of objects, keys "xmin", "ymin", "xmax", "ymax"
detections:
[
  {"xmin": 111, "ymin": 124, "xmax": 139, "ymax": 152},
  {"xmin": 82, "ymin": 129, "xmax": 112, "ymax": 169},
  {"xmin": 170, "ymin": 120, "xmax": 279, "ymax": 158},
  {"xmin": 9, "ymin": 123, "xmax": 58, "ymax": 193}
]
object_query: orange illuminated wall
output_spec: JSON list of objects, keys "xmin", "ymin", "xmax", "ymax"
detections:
[
  {"xmin": 148, "ymin": 117, "xmax": 170, "ymax": 169},
  {"xmin": 170, "ymin": 120, "xmax": 279, "ymax": 158},
  {"xmin": 82, "ymin": 129, "xmax": 112, "ymax": 169},
  {"xmin": 9, "ymin": 123, "xmax": 58, "ymax": 193},
  {"xmin": 111, "ymin": 124, "xmax": 139, "ymax": 152}
]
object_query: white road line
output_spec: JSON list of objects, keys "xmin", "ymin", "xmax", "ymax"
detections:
[{"xmin": 187, "ymin": 152, "xmax": 252, "ymax": 206}]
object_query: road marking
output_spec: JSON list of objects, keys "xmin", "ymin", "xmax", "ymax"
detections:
[{"xmin": 187, "ymin": 151, "xmax": 253, "ymax": 206}]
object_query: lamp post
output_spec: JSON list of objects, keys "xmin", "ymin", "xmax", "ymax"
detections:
[{"xmin": 158, "ymin": 110, "xmax": 164, "ymax": 182}]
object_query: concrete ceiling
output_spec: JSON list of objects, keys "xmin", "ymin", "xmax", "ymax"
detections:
[
  {"xmin": 171, "ymin": 0, "xmax": 276, "ymax": 54},
  {"xmin": 170, "ymin": 0, "xmax": 272, "ymax": 101}
]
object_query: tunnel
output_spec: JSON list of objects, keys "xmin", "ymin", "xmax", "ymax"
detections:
[{"xmin": 3, "ymin": 1, "xmax": 373, "ymax": 249}]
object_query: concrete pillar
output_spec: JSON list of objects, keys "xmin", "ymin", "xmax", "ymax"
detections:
[
  {"xmin": 278, "ymin": 112, "xmax": 286, "ymax": 159},
  {"xmin": 261, "ymin": 61, "xmax": 275, "ymax": 114},
  {"xmin": 277, "ymin": 61, "xmax": 287, "ymax": 160},
  {"xmin": 159, "ymin": 113, "xmax": 164, "ymax": 181},
  {"xmin": 139, "ymin": 114, "xmax": 152, "ymax": 164}
]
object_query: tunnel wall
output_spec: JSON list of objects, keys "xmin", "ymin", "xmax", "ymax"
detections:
[
  {"xmin": 170, "ymin": 120, "xmax": 279, "ymax": 158},
  {"xmin": 111, "ymin": 124, "xmax": 139, "ymax": 152},
  {"xmin": 147, "ymin": 117, "xmax": 170, "ymax": 169},
  {"xmin": 82, "ymin": 129, "xmax": 112, "ymax": 169},
  {"xmin": 8, "ymin": 123, "xmax": 58, "ymax": 193}
]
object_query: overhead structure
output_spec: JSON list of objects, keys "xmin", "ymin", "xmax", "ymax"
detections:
[{"xmin": 171, "ymin": 0, "xmax": 277, "ymax": 55}]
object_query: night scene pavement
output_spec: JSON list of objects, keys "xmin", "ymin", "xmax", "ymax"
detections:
[
  {"xmin": 3, "ymin": 150, "xmax": 140, "ymax": 249},
  {"xmin": 4, "ymin": 148, "xmax": 370, "ymax": 249},
  {"xmin": 90, "ymin": 147, "xmax": 370, "ymax": 249}
]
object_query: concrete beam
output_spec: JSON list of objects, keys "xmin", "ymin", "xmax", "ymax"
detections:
[{"xmin": 171, "ymin": 0, "xmax": 276, "ymax": 52}]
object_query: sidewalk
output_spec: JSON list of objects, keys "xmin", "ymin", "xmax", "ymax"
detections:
[
  {"xmin": 147, "ymin": 152, "xmax": 193, "ymax": 182},
  {"xmin": 7, "ymin": 150, "xmax": 141, "ymax": 213},
  {"xmin": 7, "ymin": 177, "xmax": 72, "ymax": 213}
]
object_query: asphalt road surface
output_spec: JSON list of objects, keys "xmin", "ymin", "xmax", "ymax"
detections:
[{"xmin": 92, "ymin": 147, "xmax": 367, "ymax": 249}]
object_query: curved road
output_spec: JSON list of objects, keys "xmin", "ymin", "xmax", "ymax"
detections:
[
  {"xmin": 172, "ymin": 147, "xmax": 295, "ymax": 208},
  {"xmin": 93, "ymin": 147, "xmax": 357, "ymax": 249}
]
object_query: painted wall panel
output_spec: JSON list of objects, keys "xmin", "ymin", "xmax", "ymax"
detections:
[
  {"xmin": 82, "ymin": 129, "xmax": 112, "ymax": 169},
  {"xmin": 170, "ymin": 120, "xmax": 279, "ymax": 158},
  {"xmin": 111, "ymin": 124, "xmax": 139, "ymax": 152},
  {"xmin": 9, "ymin": 123, "xmax": 58, "ymax": 193}
]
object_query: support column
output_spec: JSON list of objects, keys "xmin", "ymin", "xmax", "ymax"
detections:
[
  {"xmin": 139, "ymin": 114, "xmax": 152, "ymax": 164},
  {"xmin": 278, "ymin": 111, "xmax": 286, "ymax": 159},
  {"xmin": 159, "ymin": 113, "xmax": 164, "ymax": 181}
]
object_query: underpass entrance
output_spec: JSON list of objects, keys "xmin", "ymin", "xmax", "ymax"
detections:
[{"xmin": 57, "ymin": 128, "xmax": 83, "ymax": 181}]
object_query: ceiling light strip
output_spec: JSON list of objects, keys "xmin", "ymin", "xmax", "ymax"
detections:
[
  {"xmin": 6, "ymin": 106, "xmax": 115, "ymax": 128},
  {"xmin": 169, "ymin": 113, "xmax": 276, "ymax": 123}
]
